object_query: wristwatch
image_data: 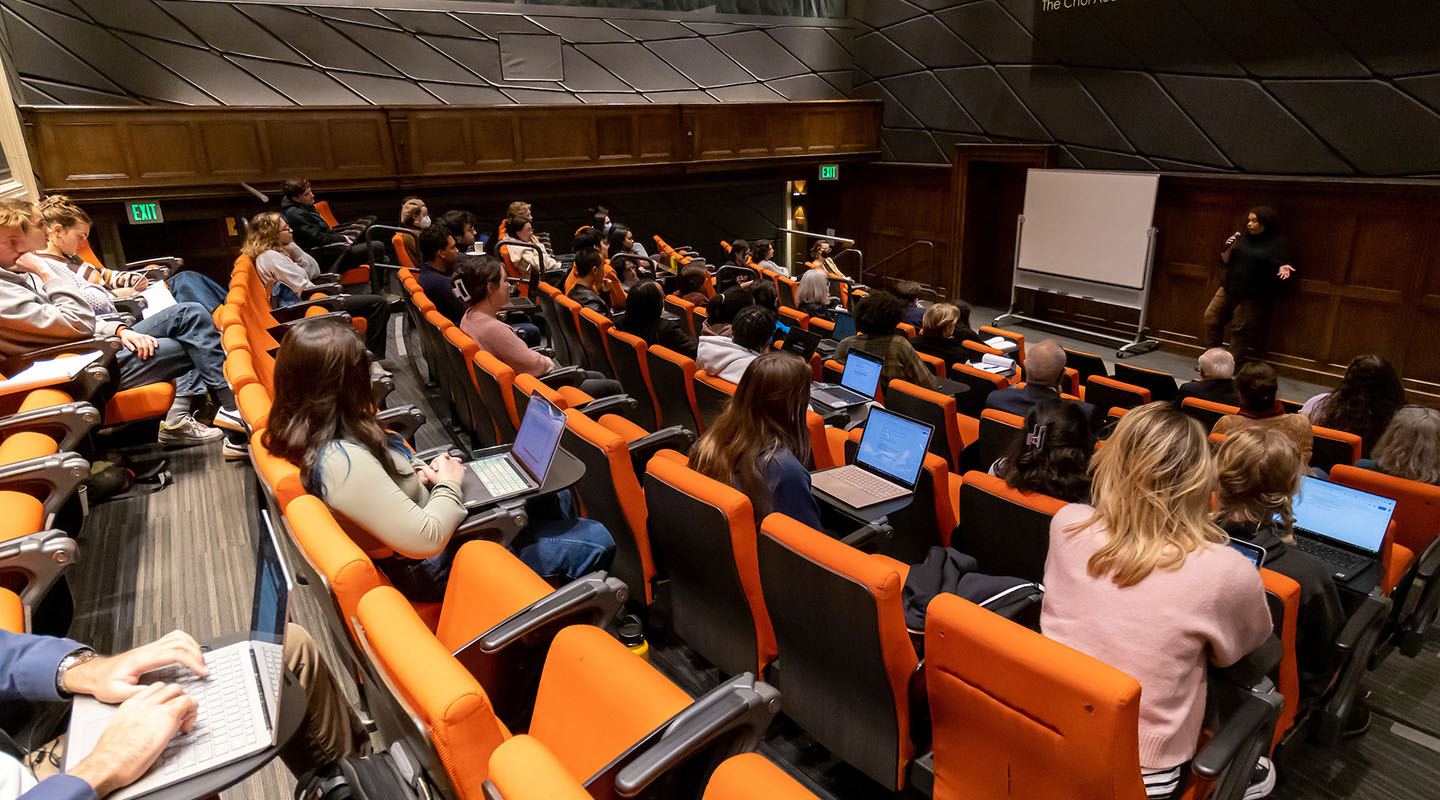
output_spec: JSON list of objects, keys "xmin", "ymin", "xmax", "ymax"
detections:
[{"xmin": 55, "ymin": 648, "xmax": 97, "ymax": 698}]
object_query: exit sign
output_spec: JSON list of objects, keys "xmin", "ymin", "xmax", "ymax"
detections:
[
  {"xmin": 126, "ymin": 201, "xmax": 163, "ymax": 224},
  {"xmin": 819, "ymin": 164, "xmax": 839, "ymax": 181}
]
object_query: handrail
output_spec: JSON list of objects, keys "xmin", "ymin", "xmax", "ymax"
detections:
[
  {"xmin": 832, "ymin": 247, "xmax": 864, "ymax": 284},
  {"xmin": 867, "ymin": 240, "xmax": 937, "ymax": 295}
]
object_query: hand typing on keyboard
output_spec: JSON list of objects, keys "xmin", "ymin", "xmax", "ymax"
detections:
[{"xmin": 61, "ymin": 630, "xmax": 209, "ymax": 704}]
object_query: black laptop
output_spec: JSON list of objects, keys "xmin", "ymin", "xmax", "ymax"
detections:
[
  {"xmin": 781, "ymin": 326, "xmax": 822, "ymax": 360},
  {"xmin": 1287, "ymin": 476, "xmax": 1396, "ymax": 581},
  {"xmin": 811, "ymin": 350, "xmax": 883, "ymax": 410}
]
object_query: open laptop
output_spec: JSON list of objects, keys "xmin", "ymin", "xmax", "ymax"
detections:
[
  {"xmin": 1287, "ymin": 475, "xmax": 1396, "ymax": 581},
  {"xmin": 811, "ymin": 407, "xmax": 934, "ymax": 509},
  {"xmin": 781, "ymin": 326, "xmax": 822, "ymax": 361},
  {"xmin": 462, "ymin": 393, "xmax": 566, "ymax": 506},
  {"xmin": 831, "ymin": 310, "xmax": 857, "ymax": 341},
  {"xmin": 811, "ymin": 350, "xmax": 883, "ymax": 410},
  {"xmin": 65, "ymin": 511, "xmax": 292, "ymax": 799}
]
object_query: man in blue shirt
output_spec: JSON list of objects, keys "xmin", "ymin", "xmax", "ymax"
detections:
[{"xmin": 416, "ymin": 223, "xmax": 464, "ymax": 324}]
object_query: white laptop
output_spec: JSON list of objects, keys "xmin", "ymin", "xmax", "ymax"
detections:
[
  {"xmin": 64, "ymin": 512, "xmax": 293, "ymax": 799},
  {"xmin": 462, "ymin": 394, "xmax": 567, "ymax": 506},
  {"xmin": 811, "ymin": 407, "xmax": 934, "ymax": 509}
]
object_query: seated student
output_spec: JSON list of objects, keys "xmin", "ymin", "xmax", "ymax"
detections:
[
  {"xmin": 1357, "ymin": 405, "xmax": 1440, "ymax": 486},
  {"xmin": 243, "ymin": 212, "xmax": 391, "ymax": 360},
  {"xmin": 753, "ymin": 239, "xmax": 785, "ymax": 277},
  {"xmin": 1301, "ymin": 354, "xmax": 1405, "ymax": 458},
  {"xmin": 606, "ymin": 225, "xmax": 644, "ymax": 290},
  {"xmin": 458, "ymin": 256, "xmax": 620, "ymax": 398},
  {"xmin": 717, "ymin": 238, "xmax": 754, "ymax": 292},
  {"xmin": 506, "ymin": 200, "xmax": 531, "ymax": 224},
  {"xmin": 279, "ymin": 177, "xmax": 378, "ymax": 282},
  {"xmin": 265, "ymin": 320, "xmax": 613, "ymax": 603},
  {"xmin": 1216, "ymin": 427, "xmax": 1344, "ymax": 699},
  {"xmin": 567, "ymin": 249, "xmax": 615, "ymax": 315},
  {"xmin": 438, "ymin": 209, "xmax": 479, "ymax": 253},
  {"xmin": 701, "ymin": 288, "xmax": 753, "ymax": 338},
  {"xmin": 810, "ymin": 239, "xmax": 841, "ymax": 277},
  {"xmin": 1, "ymin": 625, "xmax": 366, "ymax": 800},
  {"xmin": 616, "ymin": 280, "xmax": 696, "ymax": 359},
  {"xmin": 503, "ymin": 215, "xmax": 560, "ymax": 279},
  {"xmin": 397, "ymin": 196, "xmax": 429, "ymax": 267},
  {"xmin": 986, "ymin": 338, "xmax": 1097, "ymax": 427},
  {"xmin": 564, "ymin": 226, "xmax": 626, "ymax": 309},
  {"xmin": 992, "ymin": 399, "xmax": 1093, "ymax": 503},
  {"xmin": 913, "ymin": 302, "xmax": 983, "ymax": 367},
  {"xmin": 0, "ymin": 199, "xmax": 240, "ymax": 448},
  {"xmin": 1212, "ymin": 361, "xmax": 1312, "ymax": 466},
  {"xmin": 1176, "ymin": 347, "xmax": 1241, "ymax": 407},
  {"xmin": 1041, "ymin": 403, "xmax": 1275, "ymax": 799},
  {"xmin": 834, "ymin": 290, "xmax": 938, "ymax": 391},
  {"xmin": 691, "ymin": 351, "xmax": 823, "ymax": 531},
  {"xmin": 675, "ymin": 264, "xmax": 709, "ymax": 307},
  {"xmin": 594, "ymin": 206, "xmax": 649, "ymax": 258},
  {"xmin": 417, "ymin": 222, "xmax": 464, "ymax": 324},
  {"xmin": 796, "ymin": 268, "xmax": 840, "ymax": 322},
  {"xmin": 895, "ymin": 280, "xmax": 926, "ymax": 328},
  {"xmin": 34, "ymin": 195, "xmax": 229, "ymax": 313},
  {"xmin": 696, "ymin": 306, "xmax": 776, "ymax": 384}
]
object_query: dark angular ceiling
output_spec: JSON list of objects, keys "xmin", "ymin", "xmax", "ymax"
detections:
[
  {"xmin": 853, "ymin": 0, "xmax": 1440, "ymax": 177},
  {"xmin": 2, "ymin": 0, "xmax": 852, "ymax": 106}
]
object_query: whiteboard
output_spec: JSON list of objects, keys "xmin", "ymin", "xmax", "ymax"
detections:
[{"xmin": 1016, "ymin": 169, "xmax": 1160, "ymax": 291}]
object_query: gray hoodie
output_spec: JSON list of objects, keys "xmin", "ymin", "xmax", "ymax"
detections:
[{"xmin": 0, "ymin": 266, "xmax": 115, "ymax": 359}]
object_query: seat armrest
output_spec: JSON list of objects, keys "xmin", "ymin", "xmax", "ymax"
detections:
[
  {"xmin": 307, "ymin": 283, "xmax": 344, "ymax": 296},
  {"xmin": 111, "ymin": 296, "xmax": 146, "ymax": 318},
  {"xmin": 1214, "ymin": 636, "xmax": 1283, "ymax": 688},
  {"xmin": 1402, "ymin": 538, "xmax": 1440, "ymax": 656},
  {"xmin": 1190, "ymin": 678, "xmax": 1282, "ymax": 784},
  {"xmin": 528, "ymin": 345, "xmax": 555, "ymax": 359},
  {"xmin": 377, "ymin": 405, "xmax": 426, "ymax": 445},
  {"xmin": 315, "ymin": 272, "xmax": 343, "ymax": 284},
  {"xmin": 467, "ymin": 573, "xmax": 628, "ymax": 654},
  {"xmin": 538, "ymin": 366, "xmax": 585, "ymax": 388},
  {"xmin": 840, "ymin": 519, "xmax": 894, "ymax": 550},
  {"xmin": 609, "ymin": 674, "xmax": 780, "ymax": 797},
  {"xmin": 372, "ymin": 374, "xmax": 394, "ymax": 408},
  {"xmin": 0, "ymin": 529, "xmax": 77, "ymax": 610},
  {"xmin": 412, "ymin": 445, "xmax": 463, "ymax": 463},
  {"xmin": 268, "ymin": 295, "xmax": 344, "ymax": 324},
  {"xmin": 267, "ymin": 311, "xmax": 351, "ymax": 339},
  {"xmin": 574, "ymin": 395, "xmax": 637, "ymax": 420},
  {"xmin": 1315, "ymin": 591, "xmax": 1391, "ymax": 744},
  {"xmin": 1336, "ymin": 590, "xmax": 1391, "ymax": 655},
  {"xmin": 123, "ymin": 257, "xmax": 182, "ymax": 273},
  {"xmin": 97, "ymin": 313, "xmax": 137, "ymax": 329},
  {"xmin": 455, "ymin": 503, "xmax": 529, "ymax": 549},
  {"xmin": 626, "ymin": 426, "xmax": 696, "ymax": 475},
  {"xmin": 0, "ymin": 402, "xmax": 101, "ymax": 453},
  {"xmin": 0, "ymin": 452, "xmax": 89, "ymax": 520},
  {"xmin": 4, "ymin": 337, "xmax": 121, "ymax": 372}
]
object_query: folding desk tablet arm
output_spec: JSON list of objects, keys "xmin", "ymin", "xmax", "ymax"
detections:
[{"xmin": 0, "ymin": 401, "xmax": 101, "ymax": 453}]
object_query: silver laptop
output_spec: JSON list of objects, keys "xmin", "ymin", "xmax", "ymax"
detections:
[
  {"xmin": 811, "ymin": 350, "xmax": 883, "ymax": 410},
  {"xmin": 462, "ymin": 394, "xmax": 566, "ymax": 506},
  {"xmin": 811, "ymin": 407, "xmax": 934, "ymax": 509},
  {"xmin": 65, "ymin": 511, "xmax": 293, "ymax": 799},
  {"xmin": 1287, "ymin": 476, "xmax": 1396, "ymax": 581}
]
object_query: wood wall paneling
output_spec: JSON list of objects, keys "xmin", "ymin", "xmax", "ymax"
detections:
[
  {"xmin": 200, "ymin": 120, "xmax": 262, "ymax": 177},
  {"xmin": 128, "ymin": 121, "xmax": 197, "ymax": 180},
  {"xmin": 838, "ymin": 162, "xmax": 954, "ymax": 293}
]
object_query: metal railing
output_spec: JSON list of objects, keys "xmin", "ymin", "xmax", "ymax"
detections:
[{"xmin": 867, "ymin": 240, "xmax": 938, "ymax": 296}]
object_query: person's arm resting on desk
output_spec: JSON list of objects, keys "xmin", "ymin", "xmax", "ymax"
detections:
[{"xmin": 3, "ymin": 630, "xmax": 205, "ymax": 799}]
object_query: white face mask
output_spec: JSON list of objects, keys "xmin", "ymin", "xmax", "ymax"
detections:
[
  {"xmin": 419, "ymin": 215, "xmax": 432, "ymax": 228},
  {"xmin": 604, "ymin": 222, "xmax": 612, "ymax": 232}
]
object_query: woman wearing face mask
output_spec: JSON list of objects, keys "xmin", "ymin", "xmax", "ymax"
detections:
[{"xmin": 397, "ymin": 196, "xmax": 430, "ymax": 268}]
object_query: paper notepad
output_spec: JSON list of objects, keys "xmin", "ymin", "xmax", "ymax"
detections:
[
  {"xmin": 984, "ymin": 336, "xmax": 1018, "ymax": 352},
  {"xmin": 1, "ymin": 350, "xmax": 103, "ymax": 391},
  {"xmin": 980, "ymin": 353, "xmax": 1016, "ymax": 370},
  {"xmin": 139, "ymin": 282, "xmax": 177, "ymax": 318}
]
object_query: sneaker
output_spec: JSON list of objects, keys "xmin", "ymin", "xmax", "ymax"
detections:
[
  {"xmin": 222, "ymin": 437, "xmax": 249, "ymax": 461},
  {"xmin": 212, "ymin": 406, "xmax": 246, "ymax": 434},
  {"xmin": 1342, "ymin": 698, "xmax": 1372, "ymax": 740},
  {"xmin": 369, "ymin": 361, "xmax": 392, "ymax": 381},
  {"xmin": 1243, "ymin": 756, "xmax": 1276, "ymax": 799},
  {"xmin": 157, "ymin": 414, "xmax": 224, "ymax": 448}
]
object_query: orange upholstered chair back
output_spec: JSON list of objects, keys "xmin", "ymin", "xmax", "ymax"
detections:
[
  {"xmin": 925, "ymin": 593, "xmax": 1149, "ymax": 800},
  {"xmin": 642, "ymin": 456, "xmax": 776, "ymax": 675},
  {"xmin": 702, "ymin": 754, "xmax": 821, "ymax": 800},
  {"xmin": 1331, "ymin": 464, "xmax": 1440, "ymax": 555},
  {"xmin": 313, "ymin": 200, "xmax": 342, "ymax": 228},
  {"xmin": 1260, "ymin": 568, "xmax": 1301, "ymax": 751},
  {"xmin": 885, "ymin": 379, "xmax": 963, "ymax": 469},
  {"xmin": 561, "ymin": 409, "xmax": 655, "ymax": 604},
  {"xmin": 758, "ymin": 514, "xmax": 918, "ymax": 788},
  {"xmin": 393, "ymin": 232, "xmax": 417, "ymax": 270},
  {"xmin": 0, "ymin": 587, "xmax": 22, "ymax": 632},
  {"xmin": 250, "ymin": 431, "xmax": 305, "ymax": 509},
  {"xmin": 283, "ymin": 494, "xmax": 385, "ymax": 641}
]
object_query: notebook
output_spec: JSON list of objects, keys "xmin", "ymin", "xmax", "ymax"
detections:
[
  {"xmin": 1288, "ymin": 476, "xmax": 1395, "ymax": 581},
  {"xmin": 810, "ymin": 407, "xmax": 934, "ymax": 509}
]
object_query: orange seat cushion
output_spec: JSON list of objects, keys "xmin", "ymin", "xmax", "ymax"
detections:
[
  {"xmin": 0, "ymin": 431, "xmax": 60, "ymax": 463},
  {"xmin": 0, "ymin": 492, "xmax": 45, "ymax": 544},
  {"xmin": 17, "ymin": 388, "xmax": 73, "ymax": 412},
  {"xmin": 704, "ymin": 753, "xmax": 820, "ymax": 800},
  {"xmin": 0, "ymin": 587, "xmax": 22, "ymax": 633},
  {"xmin": 104, "ymin": 383, "xmax": 176, "ymax": 423}
]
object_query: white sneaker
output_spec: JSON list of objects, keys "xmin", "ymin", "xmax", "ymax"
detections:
[
  {"xmin": 158, "ymin": 414, "xmax": 224, "ymax": 447},
  {"xmin": 1243, "ymin": 756, "xmax": 1276, "ymax": 799},
  {"xmin": 222, "ymin": 437, "xmax": 250, "ymax": 461},
  {"xmin": 212, "ymin": 406, "xmax": 246, "ymax": 433}
]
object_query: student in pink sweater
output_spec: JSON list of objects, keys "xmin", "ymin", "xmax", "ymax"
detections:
[
  {"xmin": 1040, "ymin": 402, "xmax": 1275, "ymax": 799},
  {"xmin": 455, "ymin": 255, "xmax": 620, "ymax": 399}
]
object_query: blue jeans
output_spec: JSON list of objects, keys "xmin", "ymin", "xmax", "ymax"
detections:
[
  {"xmin": 377, "ymin": 489, "xmax": 614, "ymax": 603},
  {"xmin": 117, "ymin": 302, "xmax": 226, "ymax": 397},
  {"xmin": 167, "ymin": 271, "xmax": 227, "ymax": 314}
]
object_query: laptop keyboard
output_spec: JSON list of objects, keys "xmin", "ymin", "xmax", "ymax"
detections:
[
  {"xmin": 826, "ymin": 467, "xmax": 903, "ymax": 497},
  {"xmin": 471, "ymin": 458, "xmax": 526, "ymax": 496},
  {"xmin": 813, "ymin": 385, "xmax": 867, "ymax": 408},
  {"xmin": 144, "ymin": 647, "xmax": 268, "ymax": 780},
  {"xmin": 1293, "ymin": 536, "xmax": 1373, "ymax": 578}
]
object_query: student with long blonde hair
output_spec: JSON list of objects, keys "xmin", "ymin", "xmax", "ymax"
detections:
[
  {"xmin": 1040, "ymin": 402, "xmax": 1274, "ymax": 799},
  {"xmin": 242, "ymin": 211, "xmax": 391, "ymax": 358},
  {"xmin": 690, "ymin": 351, "xmax": 822, "ymax": 530}
]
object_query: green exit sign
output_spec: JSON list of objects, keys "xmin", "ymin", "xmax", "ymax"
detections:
[
  {"xmin": 819, "ymin": 164, "xmax": 839, "ymax": 181},
  {"xmin": 126, "ymin": 201, "xmax": 163, "ymax": 224}
]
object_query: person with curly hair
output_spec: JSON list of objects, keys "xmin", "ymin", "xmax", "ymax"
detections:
[{"xmin": 1301, "ymin": 354, "xmax": 1405, "ymax": 457}]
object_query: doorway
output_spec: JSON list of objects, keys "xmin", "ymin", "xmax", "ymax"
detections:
[{"xmin": 950, "ymin": 144, "xmax": 1058, "ymax": 310}]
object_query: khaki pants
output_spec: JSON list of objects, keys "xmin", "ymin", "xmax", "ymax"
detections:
[{"xmin": 1202, "ymin": 287, "xmax": 1271, "ymax": 365}]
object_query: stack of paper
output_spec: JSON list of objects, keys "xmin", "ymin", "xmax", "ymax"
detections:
[
  {"xmin": 984, "ymin": 336, "xmax": 1018, "ymax": 352},
  {"xmin": 139, "ymin": 282, "xmax": 177, "ymax": 318},
  {"xmin": 0, "ymin": 351, "xmax": 103, "ymax": 391}
]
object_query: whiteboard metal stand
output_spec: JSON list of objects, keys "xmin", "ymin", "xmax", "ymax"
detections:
[{"xmin": 995, "ymin": 215, "xmax": 1160, "ymax": 359}]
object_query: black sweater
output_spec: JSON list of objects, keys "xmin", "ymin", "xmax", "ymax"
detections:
[
  {"xmin": 281, "ymin": 196, "xmax": 347, "ymax": 255},
  {"xmin": 1223, "ymin": 232, "xmax": 1291, "ymax": 303}
]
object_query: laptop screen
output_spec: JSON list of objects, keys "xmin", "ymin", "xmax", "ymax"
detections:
[
  {"xmin": 251, "ymin": 510, "xmax": 293, "ymax": 641},
  {"xmin": 855, "ymin": 408, "xmax": 934, "ymax": 489},
  {"xmin": 841, "ymin": 350, "xmax": 883, "ymax": 397},
  {"xmin": 782, "ymin": 327, "xmax": 821, "ymax": 360},
  {"xmin": 832, "ymin": 310, "xmax": 856, "ymax": 341},
  {"xmin": 1291, "ymin": 476, "xmax": 1395, "ymax": 554},
  {"xmin": 513, "ymin": 394, "xmax": 567, "ymax": 482}
]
